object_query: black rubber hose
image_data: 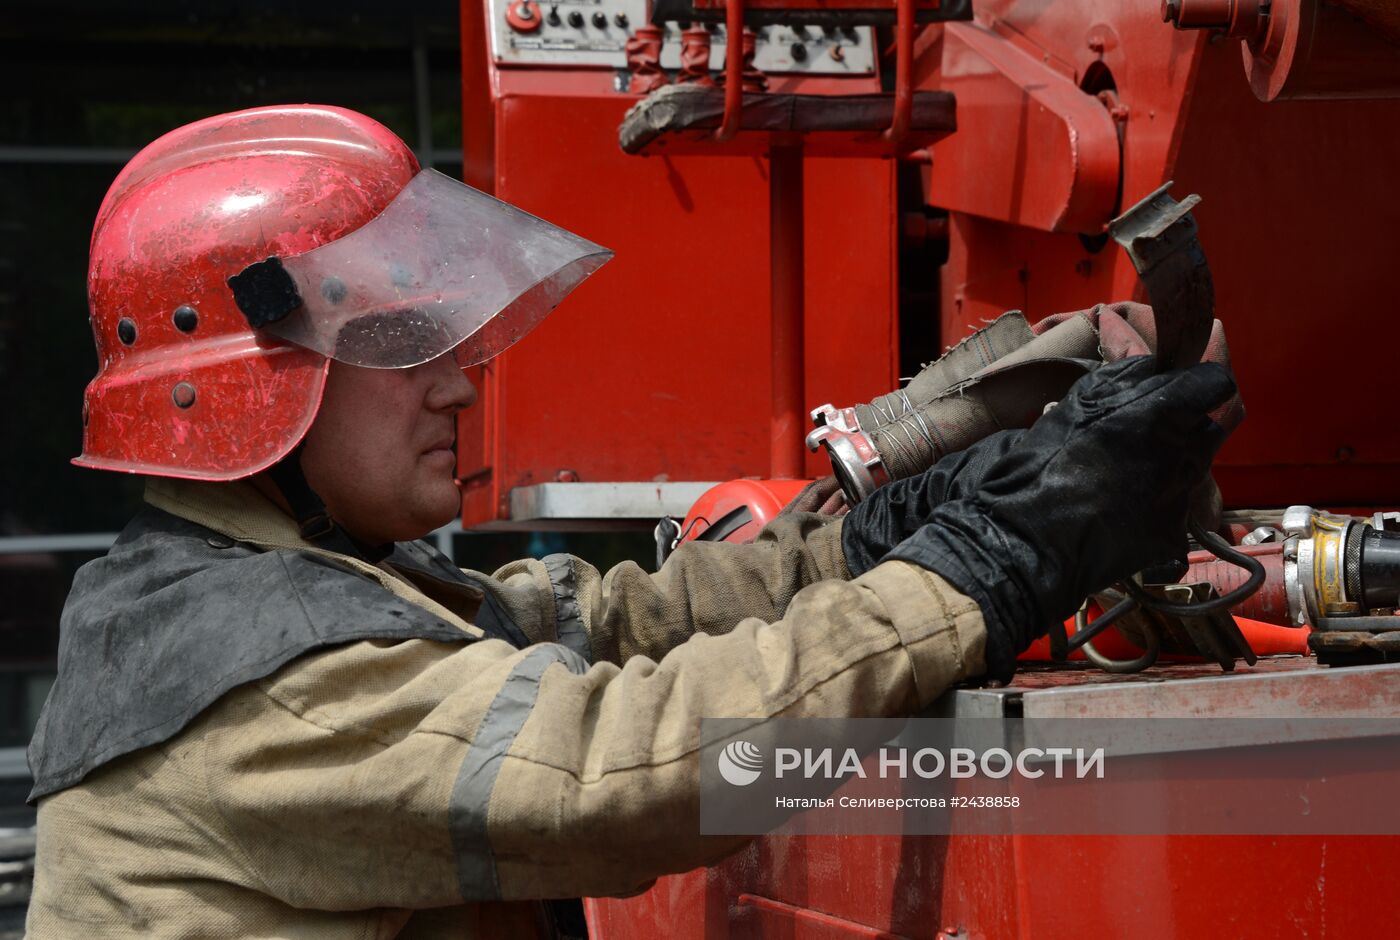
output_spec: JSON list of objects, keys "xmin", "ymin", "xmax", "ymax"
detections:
[
  {"xmin": 1122, "ymin": 519, "xmax": 1266, "ymax": 616},
  {"xmin": 1360, "ymin": 529, "xmax": 1400, "ymax": 610}
]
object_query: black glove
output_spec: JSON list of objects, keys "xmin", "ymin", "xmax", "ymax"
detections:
[
  {"xmin": 886, "ymin": 356, "xmax": 1237, "ymax": 681},
  {"xmin": 842, "ymin": 429, "xmax": 1026, "ymax": 576}
]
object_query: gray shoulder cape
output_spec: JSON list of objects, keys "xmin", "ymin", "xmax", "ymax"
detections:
[{"xmin": 27, "ymin": 506, "xmax": 527, "ymax": 802}]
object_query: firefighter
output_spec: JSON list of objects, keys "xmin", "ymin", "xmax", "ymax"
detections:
[{"xmin": 26, "ymin": 105, "xmax": 1234, "ymax": 938}]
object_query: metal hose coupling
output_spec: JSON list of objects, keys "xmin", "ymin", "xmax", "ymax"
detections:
[
  {"xmin": 1282, "ymin": 505, "xmax": 1400, "ymax": 620},
  {"xmin": 1268, "ymin": 506, "xmax": 1400, "ymax": 666},
  {"xmin": 807, "ymin": 312, "xmax": 1101, "ymax": 504}
]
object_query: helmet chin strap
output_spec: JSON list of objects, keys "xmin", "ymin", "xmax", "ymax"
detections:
[{"xmin": 267, "ymin": 443, "xmax": 393, "ymax": 564}]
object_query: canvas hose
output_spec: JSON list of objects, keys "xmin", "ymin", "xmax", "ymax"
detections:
[
  {"xmin": 833, "ymin": 306, "xmax": 1259, "ymax": 672},
  {"xmin": 853, "ymin": 310, "xmax": 1035, "ymax": 431},
  {"xmin": 860, "ymin": 314, "xmax": 1103, "ymax": 482}
]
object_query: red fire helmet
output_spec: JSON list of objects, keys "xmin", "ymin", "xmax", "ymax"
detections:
[{"xmin": 79, "ymin": 104, "xmax": 610, "ymax": 480}]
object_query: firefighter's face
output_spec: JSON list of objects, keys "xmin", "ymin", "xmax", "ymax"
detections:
[{"xmin": 299, "ymin": 352, "xmax": 477, "ymax": 544}]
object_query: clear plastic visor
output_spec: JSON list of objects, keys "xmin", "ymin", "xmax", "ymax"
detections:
[{"xmin": 265, "ymin": 169, "xmax": 613, "ymax": 368}]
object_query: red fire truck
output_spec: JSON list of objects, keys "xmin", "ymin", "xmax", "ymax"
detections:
[{"xmin": 460, "ymin": 1, "xmax": 1400, "ymax": 935}]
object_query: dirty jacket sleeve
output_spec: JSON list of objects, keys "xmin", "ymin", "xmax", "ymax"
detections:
[
  {"xmin": 193, "ymin": 559, "xmax": 987, "ymax": 908},
  {"xmin": 488, "ymin": 510, "xmax": 853, "ymax": 665}
]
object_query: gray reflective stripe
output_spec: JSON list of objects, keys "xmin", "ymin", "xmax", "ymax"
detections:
[
  {"xmin": 542, "ymin": 553, "xmax": 592, "ymax": 664},
  {"xmin": 450, "ymin": 643, "xmax": 588, "ymax": 900}
]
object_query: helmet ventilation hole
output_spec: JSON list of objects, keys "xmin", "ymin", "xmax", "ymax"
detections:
[{"xmin": 173, "ymin": 305, "xmax": 199, "ymax": 333}]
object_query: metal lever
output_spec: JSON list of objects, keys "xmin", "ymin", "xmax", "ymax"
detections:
[{"xmin": 1108, "ymin": 180, "xmax": 1215, "ymax": 370}]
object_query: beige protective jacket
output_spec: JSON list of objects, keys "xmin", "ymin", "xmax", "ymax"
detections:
[{"xmin": 28, "ymin": 478, "xmax": 987, "ymax": 938}]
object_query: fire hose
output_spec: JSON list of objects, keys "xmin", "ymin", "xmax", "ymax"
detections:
[{"xmin": 811, "ymin": 183, "xmax": 1269, "ymax": 672}]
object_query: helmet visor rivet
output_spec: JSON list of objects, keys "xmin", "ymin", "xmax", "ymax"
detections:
[
  {"xmin": 173, "ymin": 305, "xmax": 199, "ymax": 333},
  {"xmin": 172, "ymin": 382, "xmax": 197, "ymax": 409}
]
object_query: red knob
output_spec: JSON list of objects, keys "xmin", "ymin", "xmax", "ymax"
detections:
[{"xmin": 506, "ymin": 0, "xmax": 542, "ymax": 33}]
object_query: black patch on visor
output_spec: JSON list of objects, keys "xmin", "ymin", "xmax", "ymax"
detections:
[
  {"xmin": 228, "ymin": 256, "xmax": 304, "ymax": 328},
  {"xmin": 334, "ymin": 308, "xmax": 457, "ymax": 363}
]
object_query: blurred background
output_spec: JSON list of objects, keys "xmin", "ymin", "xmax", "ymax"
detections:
[{"xmin": 0, "ymin": 3, "xmax": 652, "ymax": 929}]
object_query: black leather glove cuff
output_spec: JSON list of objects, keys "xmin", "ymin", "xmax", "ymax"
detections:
[
  {"xmin": 841, "ymin": 429, "xmax": 1026, "ymax": 577},
  {"xmin": 885, "ymin": 501, "xmax": 1044, "ymax": 683}
]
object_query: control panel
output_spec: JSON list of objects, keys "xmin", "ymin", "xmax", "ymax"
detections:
[{"xmin": 489, "ymin": 0, "xmax": 875, "ymax": 75}]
